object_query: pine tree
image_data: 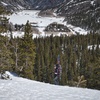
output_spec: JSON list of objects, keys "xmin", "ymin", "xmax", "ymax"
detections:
[
  {"xmin": 0, "ymin": 35, "xmax": 14, "ymax": 72},
  {"xmin": 33, "ymin": 33, "xmax": 100, "ymax": 89},
  {"xmin": 9, "ymin": 37, "xmax": 20, "ymax": 72},
  {"xmin": 18, "ymin": 21, "xmax": 36, "ymax": 79}
]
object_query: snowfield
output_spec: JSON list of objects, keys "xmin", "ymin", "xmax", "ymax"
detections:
[
  {"xmin": 5, "ymin": 10, "xmax": 88, "ymax": 38},
  {"xmin": 0, "ymin": 72, "xmax": 100, "ymax": 100},
  {"xmin": 88, "ymin": 45, "xmax": 100, "ymax": 50},
  {"xmin": 7, "ymin": 10, "xmax": 65, "ymax": 34}
]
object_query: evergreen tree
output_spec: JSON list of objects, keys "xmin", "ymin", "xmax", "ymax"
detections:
[
  {"xmin": 19, "ymin": 21, "xmax": 36, "ymax": 79},
  {"xmin": 0, "ymin": 35, "xmax": 14, "ymax": 72},
  {"xmin": 33, "ymin": 33, "xmax": 100, "ymax": 89}
]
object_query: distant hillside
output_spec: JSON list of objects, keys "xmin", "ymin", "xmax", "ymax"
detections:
[
  {"xmin": 0, "ymin": 0, "xmax": 32, "ymax": 11},
  {"xmin": 31, "ymin": 0, "xmax": 64, "ymax": 10},
  {"xmin": 1, "ymin": 0, "xmax": 100, "ymax": 32},
  {"xmin": 0, "ymin": 0, "xmax": 64, "ymax": 11},
  {"xmin": 56, "ymin": 0, "xmax": 100, "ymax": 31}
]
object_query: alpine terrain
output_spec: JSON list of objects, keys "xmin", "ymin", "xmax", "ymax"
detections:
[
  {"xmin": 0, "ymin": 72, "xmax": 100, "ymax": 100},
  {"xmin": 0, "ymin": 0, "xmax": 64, "ymax": 10},
  {"xmin": 56, "ymin": 0, "xmax": 100, "ymax": 31},
  {"xmin": 0, "ymin": 0, "xmax": 100, "ymax": 99}
]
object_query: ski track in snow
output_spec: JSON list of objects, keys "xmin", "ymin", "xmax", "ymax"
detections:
[{"xmin": 0, "ymin": 72, "xmax": 100, "ymax": 100}]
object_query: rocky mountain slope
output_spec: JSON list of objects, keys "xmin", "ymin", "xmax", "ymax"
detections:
[
  {"xmin": 0, "ymin": 0, "xmax": 33, "ymax": 10},
  {"xmin": 0, "ymin": 0, "xmax": 64, "ymax": 10},
  {"xmin": 32, "ymin": 0, "xmax": 64, "ymax": 9},
  {"xmin": 56, "ymin": 0, "xmax": 100, "ymax": 31},
  {"xmin": 0, "ymin": 0, "xmax": 100, "ymax": 32}
]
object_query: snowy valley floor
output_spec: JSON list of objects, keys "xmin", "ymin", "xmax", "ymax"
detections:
[
  {"xmin": 2, "ymin": 10, "xmax": 88, "ymax": 39},
  {"xmin": 0, "ymin": 72, "xmax": 100, "ymax": 100}
]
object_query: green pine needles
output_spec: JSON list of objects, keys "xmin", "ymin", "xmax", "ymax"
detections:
[{"xmin": 34, "ymin": 33, "xmax": 100, "ymax": 90}]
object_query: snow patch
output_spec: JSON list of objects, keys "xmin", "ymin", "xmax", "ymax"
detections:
[
  {"xmin": 91, "ymin": 1, "xmax": 95, "ymax": 5},
  {"xmin": 1, "ymin": 2, "xmax": 8, "ymax": 6},
  {"xmin": 88, "ymin": 45, "xmax": 100, "ymax": 50},
  {"xmin": 67, "ymin": 24, "xmax": 88, "ymax": 35},
  {"xmin": 0, "ymin": 72, "xmax": 100, "ymax": 100}
]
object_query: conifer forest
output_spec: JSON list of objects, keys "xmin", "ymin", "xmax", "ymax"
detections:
[
  {"xmin": 34, "ymin": 33, "xmax": 100, "ymax": 90},
  {"xmin": 0, "ymin": 28, "xmax": 100, "ymax": 90},
  {"xmin": 0, "ymin": 6, "xmax": 100, "ymax": 90}
]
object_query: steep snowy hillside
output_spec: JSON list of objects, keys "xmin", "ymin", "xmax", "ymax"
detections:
[
  {"xmin": 0, "ymin": 0, "xmax": 64, "ymax": 11},
  {"xmin": 32, "ymin": 0, "xmax": 64, "ymax": 9},
  {"xmin": 56, "ymin": 0, "xmax": 100, "ymax": 31},
  {"xmin": 0, "ymin": 72, "xmax": 100, "ymax": 100},
  {"xmin": 0, "ymin": 0, "xmax": 32, "ymax": 11}
]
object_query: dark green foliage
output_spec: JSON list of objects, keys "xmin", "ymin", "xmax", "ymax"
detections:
[
  {"xmin": 34, "ymin": 33, "xmax": 100, "ymax": 90},
  {"xmin": 0, "ymin": 27, "xmax": 100, "ymax": 90},
  {"xmin": 0, "ymin": 21, "xmax": 36, "ymax": 80},
  {"xmin": 18, "ymin": 21, "xmax": 36, "ymax": 79},
  {"xmin": 0, "ymin": 35, "xmax": 14, "ymax": 72},
  {"xmin": 0, "ymin": 17, "xmax": 9, "ymax": 33},
  {"xmin": 0, "ymin": 6, "xmax": 9, "ymax": 15},
  {"xmin": 44, "ymin": 22, "xmax": 70, "ymax": 32},
  {"xmin": 0, "ymin": 6, "xmax": 11, "ymax": 33}
]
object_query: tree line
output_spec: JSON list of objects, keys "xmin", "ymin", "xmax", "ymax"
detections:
[
  {"xmin": 0, "ymin": 4, "xmax": 99, "ymax": 90},
  {"xmin": 0, "ymin": 21, "xmax": 36, "ymax": 79},
  {"xmin": 34, "ymin": 33, "xmax": 100, "ymax": 90},
  {"xmin": 0, "ymin": 21, "xmax": 100, "ymax": 90}
]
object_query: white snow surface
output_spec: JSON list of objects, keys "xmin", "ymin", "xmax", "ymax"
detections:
[
  {"xmin": 5, "ymin": 10, "xmax": 88, "ymax": 38},
  {"xmin": 0, "ymin": 71, "xmax": 100, "ymax": 100},
  {"xmin": 1, "ymin": 2, "xmax": 8, "ymax": 6},
  {"xmin": 88, "ymin": 45, "xmax": 100, "ymax": 50},
  {"xmin": 7, "ymin": 10, "xmax": 65, "ymax": 34}
]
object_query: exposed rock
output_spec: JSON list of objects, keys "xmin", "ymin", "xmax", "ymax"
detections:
[
  {"xmin": 0, "ymin": 0, "xmax": 64, "ymax": 11},
  {"xmin": 38, "ymin": 9, "xmax": 55, "ymax": 17},
  {"xmin": 56, "ymin": 0, "xmax": 100, "ymax": 31},
  {"xmin": 44, "ymin": 22, "xmax": 70, "ymax": 32}
]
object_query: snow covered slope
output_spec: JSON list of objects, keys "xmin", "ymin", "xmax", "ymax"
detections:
[
  {"xmin": 0, "ymin": 72, "xmax": 100, "ymax": 100},
  {"xmin": 6, "ymin": 10, "xmax": 87, "ymax": 38},
  {"xmin": 31, "ymin": 0, "xmax": 64, "ymax": 10},
  {"xmin": 56, "ymin": 0, "xmax": 100, "ymax": 31},
  {"xmin": 7, "ymin": 10, "xmax": 65, "ymax": 31},
  {"xmin": 0, "ymin": 0, "xmax": 64, "ymax": 10},
  {"xmin": 0, "ymin": 0, "xmax": 32, "ymax": 11}
]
